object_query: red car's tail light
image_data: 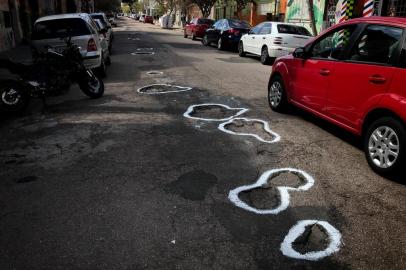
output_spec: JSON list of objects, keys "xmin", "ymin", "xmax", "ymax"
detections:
[{"xmin": 87, "ymin": 38, "xmax": 97, "ymax": 52}]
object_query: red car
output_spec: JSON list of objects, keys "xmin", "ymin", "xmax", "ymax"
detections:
[
  {"xmin": 184, "ymin": 18, "xmax": 214, "ymax": 40},
  {"xmin": 144, "ymin": 15, "xmax": 153, "ymax": 24},
  {"xmin": 268, "ymin": 16, "xmax": 406, "ymax": 175}
]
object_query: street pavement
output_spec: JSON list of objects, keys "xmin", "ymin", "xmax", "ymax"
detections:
[{"xmin": 0, "ymin": 17, "xmax": 405, "ymax": 270}]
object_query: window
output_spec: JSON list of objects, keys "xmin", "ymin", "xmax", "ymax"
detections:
[
  {"xmin": 213, "ymin": 20, "xmax": 223, "ymax": 30},
  {"xmin": 32, "ymin": 18, "xmax": 92, "ymax": 40},
  {"xmin": 228, "ymin": 19, "xmax": 250, "ymax": 29},
  {"xmin": 197, "ymin": 19, "xmax": 213, "ymax": 25},
  {"xmin": 250, "ymin": 24, "xmax": 262, "ymax": 35},
  {"xmin": 277, "ymin": 24, "xmax": 312, "ymax": 36},
  {"xmin": 310, "ymin": 25, "xmax": 356, "ymax": 60},
  {"xmin": 348, "ymin": 24, "xmax": 403, "ymax": 65},
  {"xmin": 259, "ymin": 23, "xmax": 272, "ymax": 34}
]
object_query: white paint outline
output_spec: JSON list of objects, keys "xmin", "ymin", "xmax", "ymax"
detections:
[
  {"xmin": 183, "ymin": 103, "xmax": 249, "ymax": 122},
  {"xmin": 131, "ymin": 52, "xmax": 155, "ymax": 55},
  {"xmin": 218, "ymin": 117, "xmax": 281, "ymax": 143},
  {"xmin": 280, "ymin": 220, "xmax": 342, "ymax": 261},
  {"xmin": 137, "ymin": 84, "xmax": 193, "ymax": 95},
  {"xmin": 146, "ymin": 71, "xmax": 164, "ymax": 75},
  {"xmin": 228, "ymin": 168, "xmax": 315, "ymax": 215}
]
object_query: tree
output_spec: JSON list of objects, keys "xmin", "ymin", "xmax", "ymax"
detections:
[
  {"xmin": 192, "ymin": 0, "xmax": 217, "ymax": 18},
  {"xmin": 121, "ymin": 4, "xmax": 131, "ymax": 14},
  {"xmin": 95, "ymin": 0, "xmax": 121, "ymax": 12},
  {"xmin": 307, "ymin": 0, "xmax": 317, "ymax": 35},
  {"xmin": 235, "ymin": 0, "xmax": 250, "ymax": 19}
]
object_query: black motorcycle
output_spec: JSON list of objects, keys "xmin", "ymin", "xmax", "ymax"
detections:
[{"xmin": 0, "ymin": 37, "xmax": 104, "ymax": 114}]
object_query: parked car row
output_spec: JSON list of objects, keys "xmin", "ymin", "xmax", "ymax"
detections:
[
  {"xmin": 128, "ymin": 13, "xmax": 153, "ymax": 24},
  {"xmin": 183, "ymin": 16, "xmax": 406, "ymax": 176},
  {"xmin": 31, "ymin": 12, "xmax": 116, "ymax": 78}
]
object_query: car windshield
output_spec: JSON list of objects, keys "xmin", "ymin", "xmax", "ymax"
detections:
[
  {"xmin": 277, "ymin": 24, "xmax": 312, "ymax": 36},
  {"xmin": 197, "ymin": 19, "xmax": 213, "ymax": 25},
  {"xmin": 32, "ymin": 18, "xmax": 91, "ymax": 40},
  {"xmin": 228, "ymin": 20, "xmax": 250, "ymax": 29}
]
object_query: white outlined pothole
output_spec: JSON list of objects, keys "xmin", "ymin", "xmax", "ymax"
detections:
[
  {"xmin": 228, "ymin": 168, "xmax": 315, "ymax": 215},
  {"xmin": 218, "ymin": 117, "xmax": 280, "ymax": 143},
  {"xmin": 281, "ymin": 220, "xmax": 342, "ymax": 261},
  {"xmin": 131, "ymin": 51, "xmax": 155, "ymax": 55},
  {"xmin": 146, "ymin": 71, "xmax": 164, "ymax": 76},
  {"xmin": 183, "ymin": 103, "xmax": 249, "ymax": 122},
  {"xmin": 137, "ymin": 84, "xmax": 192, "ymax": 94}
]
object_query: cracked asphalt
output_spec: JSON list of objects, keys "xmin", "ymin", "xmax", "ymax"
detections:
[{"xmin": 0, "ymin": 17, "xmax": 405, "ymax": 270}]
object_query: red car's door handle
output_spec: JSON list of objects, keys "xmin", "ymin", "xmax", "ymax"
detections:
[
  {"xmin": 319, "ymin": 69, "xmax": 330, "ymax": 76},
  {"xmin": 369, "ymin": 75, "xmax": 386, "ymax": 84}
]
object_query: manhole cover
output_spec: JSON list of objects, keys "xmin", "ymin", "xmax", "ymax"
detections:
[
  {"xmin": 131, "ymin": 51, "xmax": 155, "ymax": 55},
  {"xmin": 183, "ymin": 103, "xmax": 248, "ymax": 122},
  {"xmin": 137, "ymin": 84, "xmax": 192, "ymax": 94},
  {"xmin": 218, "ymin": 117, "xmax": 280, "ymax": 143},
  {"xmin": 146, "ymin": 71, "xmax": 164, "ymax": 75}
]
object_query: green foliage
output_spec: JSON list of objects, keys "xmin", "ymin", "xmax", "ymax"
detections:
[
  {"xmin": 121, "ymin": 4, "xmax": 131, "ymax": 14},
  {"xmin": 131, "ymin": 2, "xmax": 144, "ymax": 13}
]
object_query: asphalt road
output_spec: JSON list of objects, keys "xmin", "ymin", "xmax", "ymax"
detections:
[{"xmin": 0, "ymin": 17, "xmax": 405, "ymax": 270}]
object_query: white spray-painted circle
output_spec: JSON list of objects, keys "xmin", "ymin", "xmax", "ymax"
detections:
[
  {"xmin": 131, "ymin": 52, "xmax": 155, "ymax": 55},
  {"xmin": 137, "ymin": 84, "xmax": 192, "ymax": 95},
  {"xmin": 228, "ymin": 168, "xmax": 315, "ymax": 215},
  {"xmin": 146, "ymin": 71, "xmax": 164, "ymax": 76},
  {"xmin": 183, "ymin": 103, "xmax": 249, "ymax": 122},
  {"xmin": 218, "ymin": 117, "xmax": 281, "ymax": 143},
  {"xmin": 281, "ymin": 220, "xmax": 342, "ymax": 261}
]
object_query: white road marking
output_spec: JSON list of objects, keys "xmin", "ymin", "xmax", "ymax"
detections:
[
  {"xmin": 281, "ymin": 220, "xmax": 342, "ymax": 261},
  {"xmin": 146, "ymin": 71, "xmax": 164, "ymax": 75},
  {"xmin": 228, "ymin": 168, "xmax": 315, "ymax": 214},
  {"xmin": 131, "ymin": 52, "xmax": 155, "ymax": 55},
  {"xmin": 183, "ymin": 103, "xmax": 249, "ymax": 122},
  {"xmin": 137, "ymin": 84, "xmax": 192, "ymax": 94},
  {"xmin": 218, "ymin": 117, "xmax": 281, "ymax": 143}
]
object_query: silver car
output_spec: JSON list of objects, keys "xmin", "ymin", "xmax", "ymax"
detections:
[{"xmin": 31, "ymin": 13, "xmax": 106, "ymax": 76}]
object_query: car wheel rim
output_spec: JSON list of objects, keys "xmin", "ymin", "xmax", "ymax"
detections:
[
  {"xmin": 88, "ymin": 76, "xmax": 101, "ymax": 93},
  {"xmin": 203, "ymin": 36, "xmax": 207, "ymax": 44},
  {"xmin": 239, "ymin": 43, "xmax": 243, "ymax": 53},
  {"xmin": 269, "ymin": 81, "xmax": 282, "ymax": 107},
  {"xmin": 1, "ymin": 88, "xmax": 21, "ymax": 105},
  {"xmin": 218, "ymin": 39, "xmax": 221, "ymax": 49},
  {"xmin": 368, "ymin": 126, "xmax": 399, "ymax": 169},
  {"xmin": 262, "ymin": 49, "xmax": 267, "ymax": 62}
]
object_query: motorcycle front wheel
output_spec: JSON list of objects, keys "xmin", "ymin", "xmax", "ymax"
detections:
[
  {"xmin": 0, "ymin": 80, "xmax": 30, "ymax": 114},
  {"xmin": 79, "ymin": 70, "xmax": 104, "ymax": 98}
]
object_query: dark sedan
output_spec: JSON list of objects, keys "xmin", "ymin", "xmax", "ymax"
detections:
[{"xmin": 202, "ymin": 19, "xmax": 251, "ymax": 50}]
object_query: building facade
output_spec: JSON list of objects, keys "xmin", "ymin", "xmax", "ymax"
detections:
[{"xmin": 0, "ymin": 0, "xmax": 94, "ymax": 52}]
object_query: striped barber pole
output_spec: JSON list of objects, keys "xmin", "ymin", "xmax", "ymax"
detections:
[
  {"xmin": 337, "ymin": 0, "xmax": 348, "ymax": 47},
  {"xmin": 363, "ymin": 0, "xmax": 374, "ymax": 17}
]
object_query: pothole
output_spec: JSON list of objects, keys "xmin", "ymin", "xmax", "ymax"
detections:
[
  {"xmin": 183, "ymin": 103, "xmax": 248, "ymax": 122},
  {"xmin": 137, "ymin": 84, "xmax": 192, "ymax": 94},
  {"xmin": 131, "ymin": 51, "xmax": 155, "ymax": 55},
  {"xmin": 228, "ymin": 168, "xmax": 315, "ymax": 214},
  {"xmin": 146, "ymin": 71, "xmax": 164, "ymax": 76},
  {"xmin": 281, "ymin": 220, "xmax": 342, "ymax": 261},
  {"xmin": 218, "ymin": 118, "xmax": 280, "ymax": 143},
  {"xmin": 239, "ymin": 171, "xmax": 306, "ymax": 209}
]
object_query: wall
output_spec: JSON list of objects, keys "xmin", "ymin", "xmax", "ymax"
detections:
[{"xmin": 0, "ymin": 0, "xmax": 14, "ymax": 51}]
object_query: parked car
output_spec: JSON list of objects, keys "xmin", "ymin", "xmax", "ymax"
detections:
[
  {"xmin": 31, "ymin": 13, "xmax": 106, "ymax": 76},
  {"xmin": 90, "ymin": 13, "xmax": 113, "ymax": 52},
  {"xmin": 106, "ymin": 12, "xmax": 117, "ymax": 27},
  {"xmin": 268, "ymin": 16, "xmax": 406, "ymax": 175},
  {"xmin": 93, "ymin": 18, "xmax": 111, "ymax": 66},
  {"xmin": 202, "ymin": 19, "xmax": 251, "ymax": 50},
  {"xmin": 239, "ymin": 22, "xmax": 313, "ymax": 64},
  {"xmin": 139, "ymin": 14, "xmax": 145, "ymax": 22},
  {"xmin": 184, "ymin": 18, "xmax": 214, "ymax": 40},
  {"xmin": 144, "ymin": 15, "xmax": 153, "ymax": 24}
]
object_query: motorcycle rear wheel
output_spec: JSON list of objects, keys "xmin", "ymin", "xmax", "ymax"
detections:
[
  {"xmin": 0, "ymin": 81, "xmax": 30, "ymax": 114},
  {"xmin": 79, "ymin": 70, "xmax": 104, "ymax": 98}
]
